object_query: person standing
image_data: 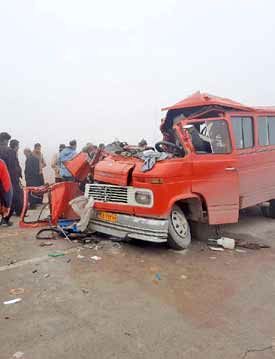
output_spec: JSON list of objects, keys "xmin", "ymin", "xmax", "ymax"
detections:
[
  {"xmin": 0, "ymin": 159, "xmax": 13, "ymax": 226},
  {"xmin": 0, "ymin": 132, "xmax": 18, "ymax": 224},
  {"xmin": 9, "ymin": 139, "xmax": 23, "ymax": 216},
  {"xmin": 59, "ymin": 140, "xmax": 77, "ymax": 181},
  {"xmin": 24, "ymin": 148, "xmax": 42, "ymax": 209},
  {"xmin": 0, "ymin": 132, "xmax": 13, "ymax": 171},
  {"xmin": 32, "ymin": 143, "xmax": 46, "ymax": 203},
  {"xmin": 51, "ymin": 144, "xmax": 65, "ymax": 183}
]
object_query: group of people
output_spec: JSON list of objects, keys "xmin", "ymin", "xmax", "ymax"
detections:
[
  {"xmin": 0, "ymin": 132, "xmax": 34, "ymax": 225},
  {"xmin": 0, "ymin": 133, "xmax": 78, "ymax": 226}
]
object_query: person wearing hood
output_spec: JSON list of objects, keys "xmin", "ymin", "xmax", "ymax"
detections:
[{"xmin": 59, "ymin": 140, "xmax": 77, "ymax": 181}]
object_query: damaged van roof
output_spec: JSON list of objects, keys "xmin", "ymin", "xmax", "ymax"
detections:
[{"xmin": 162, "ymin": 91, "xmax": 253, "ymax": 112}]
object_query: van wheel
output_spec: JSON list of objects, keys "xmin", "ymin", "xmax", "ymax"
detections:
[
  {"xmin": 168, "ymin": 205, "xmax": 191, "ymax": 250},
  {"xmin": 269, "ymin": 200, "xmax": 275, "ymax": 218}
]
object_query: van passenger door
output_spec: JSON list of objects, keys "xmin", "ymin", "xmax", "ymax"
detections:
[
  {"xmin": 185, "ymin": 118, "xmax": 239, "ymax": 224},
  {"xmin": 230, "ymin": 115, "xmax": 259, "ymax": 208}
]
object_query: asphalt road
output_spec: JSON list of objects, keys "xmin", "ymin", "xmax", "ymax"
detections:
[{"xmin": 1, "ymin": 209, "xmax": 275, "ymax": 359}]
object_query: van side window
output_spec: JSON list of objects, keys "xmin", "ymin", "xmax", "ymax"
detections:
[
  {"xmin": 258, "ymin": 117, "xmax": 269, "ymax": 145},
  {"xmin": 269, "ymin": 118, "xmax": 275, "ymax": 144},
  {"xmin": 258, "ymin": 116, "xmax": 275, "ymax": 145},
  {"xmin": 231, "ymin": 117, "xmax": 253, "ymax": 149},
  {"xmin": 187, "ymin": 120, "xmax": 231, "ymax": 154}
]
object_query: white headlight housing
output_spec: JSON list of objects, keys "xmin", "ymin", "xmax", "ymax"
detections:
[
  {"xmin": 135, "ymin": 191, "xmax": 152, "ymax": 205},
  {"xmin": 129, "ymin": 188, "xmax": 153, "ymax": 207}
]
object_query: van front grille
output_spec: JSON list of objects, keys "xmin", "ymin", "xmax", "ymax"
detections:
[{"xmin": 85, "ymin": 184, "xmax": 128, "ymax": 204}]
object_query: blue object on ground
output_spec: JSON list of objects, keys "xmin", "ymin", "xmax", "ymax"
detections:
[
  {"xmin": 58, "ymin": 219, "xmax": 79, "ymax": 233},
  {"xmin": 155, "ymin": 273, "xmax": 161, "ymax": 281}
]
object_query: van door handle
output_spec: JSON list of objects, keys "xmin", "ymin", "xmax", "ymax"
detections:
[{"xmin": 225, "ymin": 167, "xmax": 236, "ymax": 171}]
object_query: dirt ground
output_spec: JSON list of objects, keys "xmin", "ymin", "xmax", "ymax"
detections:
[{"xmin": 1, "ymin": 208, "xmax": 275, "ymax": 359}]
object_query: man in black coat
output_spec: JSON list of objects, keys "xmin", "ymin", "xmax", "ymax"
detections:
[
  {"xmin": 24, "ymin": 148, "xmax": 42, "ymax": 209},
  {"xmin": 9, "ymin": 139, "xmax": 23, "ymax": 216}
]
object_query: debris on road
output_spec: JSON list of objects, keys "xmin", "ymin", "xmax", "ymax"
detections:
[
  {"xmin": 3, "ymin": 298, "xmax": 22, "ymax": 305},
  {"xmin": 208, "ymin": 237, "xmax": 235, "ymax": 250},
  {"xmin": 155, "ymin": 273, "xmax": 161, "ymax": 281},
  {"xmin": 241, "ymin": 345, "xmax": 272, "ymax": 359},
  {"xmin": 236, "ymin": 240, "xmax": 270, "ymax": 250},
  {"xmin": 9, "ymin": 288, "xmax": 24, "ymax": 296},
  {"xmin": 235, "ymin": 249, "xmax": 247, "ymax": 253},
  {"xmin": 209, "ymin": 246, "xmax": 224, "ymax": 252},
  {"xmin": 12, "ymin": 352, "xmax": 25, "ymax": 359},
  {"xmin": 39, "ymin": 242, "xmax": 53, "ymax": 247},
  {"xmin": 48, "ymin": 253, "xmax": 65, "ymax": 258},
  {"xmin": 91, "ymin": 256, "xmax": 102, "ymax": 261}
]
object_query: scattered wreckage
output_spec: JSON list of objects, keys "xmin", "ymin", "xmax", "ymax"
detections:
[{"xmin": 20, "ymin": 92, "xmax": 275, "ymax": 250}]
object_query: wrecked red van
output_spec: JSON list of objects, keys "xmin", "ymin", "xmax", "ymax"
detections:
[{"xmin": 84, "ymin": 92, "xmax": 275, "ymax": 249}]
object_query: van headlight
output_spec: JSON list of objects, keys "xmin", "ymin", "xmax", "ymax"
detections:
[{"xmin": 135, "ymin": 191, "xmax": 152, "ymax": 205}]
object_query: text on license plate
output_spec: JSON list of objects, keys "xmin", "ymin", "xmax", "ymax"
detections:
[{"xmin": 98, "ymin": 211, "xmax": 118, "ymax": 223}]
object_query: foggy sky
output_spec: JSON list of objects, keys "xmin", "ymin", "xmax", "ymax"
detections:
[{"xmin": 1, "ymin": 0, "xmax": 275, "ymax": 160}]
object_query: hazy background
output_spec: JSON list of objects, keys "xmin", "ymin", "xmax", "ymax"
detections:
[{"xmin": 1, "ymin": 0, "xmax": 275, "ymax": 179}]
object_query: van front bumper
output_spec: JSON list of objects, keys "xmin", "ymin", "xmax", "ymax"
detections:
[{"xmin": 88, "ymin": 211, "xmax": 169, "ymax": 243}]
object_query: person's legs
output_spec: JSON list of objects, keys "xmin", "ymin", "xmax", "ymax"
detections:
[
  {"xmin": 36, "ymin": 174, "xmax": 45, "ymax": 204},
  {"xmin": 14, "ymin": 185, "xmax": 23, "ymax": 216},
  {"xmin": 9, "ymin": 182, "xmax": 23, "ymax": 216}
]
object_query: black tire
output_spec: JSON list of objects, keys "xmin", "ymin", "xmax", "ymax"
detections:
[
  {"xmin": 269, "ymin": 200, "xmax": 275, "ymax": 218},
  {"xmin": 167, "ymin": 205, "xmax": 191, "ymax": 250}
]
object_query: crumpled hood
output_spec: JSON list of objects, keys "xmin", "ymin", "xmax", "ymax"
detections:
[{"xmin": 94, "ymin": 158, "xmax": 136, "ymax": 186}]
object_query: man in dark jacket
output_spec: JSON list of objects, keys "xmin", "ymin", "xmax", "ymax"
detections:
[
  {"xmin": 24, "ymin": 148, "xmax": 42, "ymax": 209},
  {"xmin": 9, "ymin": 139, "xmax": 23, "ymax": 216},
  {"xmin": 0, "ymin": 159, "xmax": 13, "ymax": 226}
]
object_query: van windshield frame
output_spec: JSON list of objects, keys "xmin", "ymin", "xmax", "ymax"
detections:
[{"xmin": 180, "ymin": 117, "xmax": 232, "ymax": 155}]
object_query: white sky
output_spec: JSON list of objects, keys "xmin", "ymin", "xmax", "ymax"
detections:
[{"xmin": 1, "ymin": 0, "xmax": 275, "ymax": 161}]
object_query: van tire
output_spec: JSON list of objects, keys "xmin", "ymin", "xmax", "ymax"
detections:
[
  {"xmin": 269, "ymin": 200, "xmax": 275, "ymax": 218},
  {"xmin": 167, "ymin": 205, "xmax": 191, "ymax": 250}
]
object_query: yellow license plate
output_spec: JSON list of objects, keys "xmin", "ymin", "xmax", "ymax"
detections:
[{"xmin": 98, "ymin": 211, "xmax": 118, "ymax": 223}]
